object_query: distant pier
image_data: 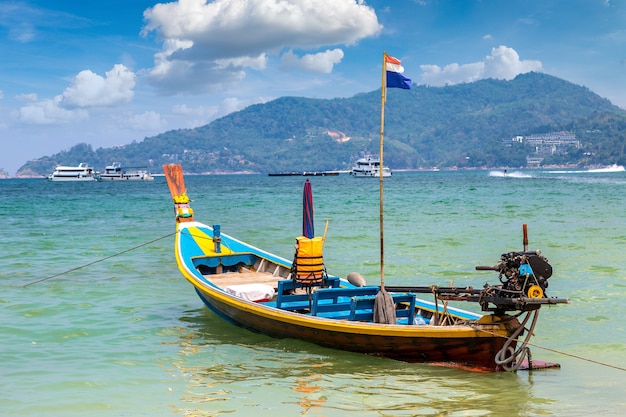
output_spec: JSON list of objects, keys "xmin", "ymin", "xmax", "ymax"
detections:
[{"xmin": 268, "ymin": 171, "xmax": 342, "ymax": 177}]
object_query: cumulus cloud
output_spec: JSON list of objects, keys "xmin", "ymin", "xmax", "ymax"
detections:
[
  {"xmin": 13, "ymin": 64, "xmax": 136, "ymax": 125},
  {"xmin": 281, "ymin": 49, "xmax": 344, "ymax": 73},
  {"xmin": 60, "ymin": 64, "xmax": 136, "ymax": 108},
  {"xmin": 13, "ymin": 96, "xmax": 89, "ymax": 125},
  {"xmin": 142, "ymin": 0, "xmax": 381, "ymax": 93},
  {"xmin": 420, "ymin": 46, "xmax": 542, "ymax": 86}
]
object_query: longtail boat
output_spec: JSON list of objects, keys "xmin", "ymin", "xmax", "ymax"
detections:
[{"xmin": 163, "ymin": 163, "xmax": 569, "ymax": 371}]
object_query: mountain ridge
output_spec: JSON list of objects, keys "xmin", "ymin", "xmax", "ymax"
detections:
[{"xmin": 16, "ymin": 72, "xmax": 626, "ymax": 176}]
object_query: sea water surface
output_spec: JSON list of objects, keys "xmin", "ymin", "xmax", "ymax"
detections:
[{"xmin": 1, "ymin": 170, "xmax": 625, "ymax": 416}]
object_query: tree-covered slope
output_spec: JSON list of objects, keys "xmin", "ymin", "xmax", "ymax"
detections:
[{"xmin": 17, "ymin": 72, "xmax": 626, "ymax": 176}]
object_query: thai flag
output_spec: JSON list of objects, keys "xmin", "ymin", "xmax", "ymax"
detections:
[{"xmin": 385, "ymin": 54, "xmax": 412, "ymax": 89}]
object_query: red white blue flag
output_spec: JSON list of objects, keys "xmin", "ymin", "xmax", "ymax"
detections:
[{"xmin": 385, "ymin": 54, "xmax": 412, "ymax": 89}]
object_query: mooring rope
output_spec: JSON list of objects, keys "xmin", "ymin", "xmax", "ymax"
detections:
[
  {"xmin": 22, "ymin": 231, "xmax": 177, "ymax": 288},
  {"xmin": 473, "ymin": 323, "xmax": 626, "ymax": 372},
  {"xmin": 494, "ymin": 310, "xmax": 539, "ymax": 371}
]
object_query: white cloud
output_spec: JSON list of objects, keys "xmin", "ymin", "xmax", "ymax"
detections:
[
  {"xmin": 60, "ymin": 64, "xmax": 136, "ymax": 108},
  {"xmin": 15, "ymin": 93, "xmax": 37, "ymax": 102},
  {"xmin": 172, "ymin": 103, "xmax": 212, "ymax": 116},
  {"xmin": 216, "ymin": 54, "xmax": 268, "ymax": 71},
  {"xmin": 483, "ymin": 46, "xmax": 542, "ymax": 79},
  {"xmin": 13, "ymin": 96, "xmax": 89, "ymax": 125},
  {"xmin": 420, "ymin": 62, "xmax": 485, "ymax": 85},
  {"xmin": 119, "ymin": 111, "xmax": 167, "ymax": 131},
  {"xmin": 142, "ymin": 0, "xmax": 381, "ymax": 93},
  {"xmin": 219, "ymin": 96, "xmax": 270, "ymax": 115},
  {"xmin": 171, "ymin": 103, "xmax": 218, "ymax": 127},
  {"xmin": 420, "ymin": 46, "xmax": 542, "ymax": 86},
  {"xmin": 12, "ymin": 64, "xmax": 135, "ymax": 125},
  {"xmin": 281, "ymin": 49, "xmax": 344, "ymax": 73},
  {"xmin": 170, "ymin": 96, "xmax": 270, "ymax": 128},
  {"xmin": 10, "ymin": 25, "xmax": 35, "ymax": 42}
]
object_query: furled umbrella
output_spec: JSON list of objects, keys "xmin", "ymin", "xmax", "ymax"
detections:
[{"xmin": 303, "ymin": 179, "xmax": 314, "ymax": 238}]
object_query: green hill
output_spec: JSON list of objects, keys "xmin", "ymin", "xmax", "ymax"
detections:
[{"xmin": 17, "ymin": 72, "xmax": 626, "ymax": 176}]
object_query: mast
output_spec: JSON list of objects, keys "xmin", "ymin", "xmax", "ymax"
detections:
[{"xmin": 379, "ymin": 52, "xmax": 387, "ymax": 289}]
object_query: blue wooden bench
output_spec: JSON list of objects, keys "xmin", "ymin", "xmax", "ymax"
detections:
[
  {"xmin": 276, "ymin": 282, "xmax": 419, "ymax": 325},
  {"xmin": 349, "ymin": 293, "xmax": 416, "ymax": 324},
  {"xmin": 275, "ymin": 276, "xmax": 340, "ymax": 310},
  {"xmin": 310, "ymin": 286, "xmax": 380, "ymax": 317}
]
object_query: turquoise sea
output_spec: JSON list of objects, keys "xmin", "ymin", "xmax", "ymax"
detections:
[{"xmin": 2, "ymin": 169, "xmax": 625, "ymax": 416}]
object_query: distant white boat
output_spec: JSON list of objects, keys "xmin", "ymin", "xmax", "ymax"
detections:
[
  {"xmin": 587, "ymin": 164, "xmax": 625, "ymax": 173},
  {"xmin": 99, "ymin": 162, "xmax": 154, "ymax": 181},
  {"xmin": 46, "ymin": 163, "xmax": 98, "ymax": 182},
  {"xmin": 350, "ymin": 156, "xmax": 391, "ymax": 177}
]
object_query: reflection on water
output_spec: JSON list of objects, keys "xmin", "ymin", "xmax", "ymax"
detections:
[{"xmin": 169, "ymin": 309, "xmax": 552, "ymax": 416}]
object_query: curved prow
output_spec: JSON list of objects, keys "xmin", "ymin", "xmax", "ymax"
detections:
[{"xmin": 163, "ymin": 164, "xmax": 194, "ymax": 222}]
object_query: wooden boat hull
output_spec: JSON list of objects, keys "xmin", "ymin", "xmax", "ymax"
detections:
[
  {"xmin": 195, "ymin": 286, "xmax": 517, "ymax": 366},
  {"xmin": 173, "ymin": 220, "xmax": 518, "ymax": 371}
]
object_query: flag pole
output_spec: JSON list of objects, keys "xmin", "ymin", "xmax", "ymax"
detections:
[{"xmin": 379, "ymin": 51, "xmax": 387, "ymax": 290}]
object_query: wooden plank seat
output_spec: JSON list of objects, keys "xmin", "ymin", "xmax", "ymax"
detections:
[{"xmin": 209, "ymin": 271, "xmax": 279, "ymax": 288}]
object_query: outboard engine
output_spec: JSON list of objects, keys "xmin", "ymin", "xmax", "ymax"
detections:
[
  {"xmin": 473, "ymin": 224, "xmax": 560, "ymax": 312},
  {"xmin": 388, "ymin": 224, "xmax": 567, "ymax": 314},
  {"xmin": 477, "ymin": 251, "xmax": 552, "ymax": 299}
]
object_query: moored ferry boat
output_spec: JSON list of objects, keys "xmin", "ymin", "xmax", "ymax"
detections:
[
  {"xmin": 46, "ymin": 163, "xmax": 98, "ymax": 182},
  {"xmin": 99, "ymin": 162, "xmax": 154, "ymax": 181},
  {"xmin": 350, "ymin": 156, "xmax": 392, "ymax": 177}
]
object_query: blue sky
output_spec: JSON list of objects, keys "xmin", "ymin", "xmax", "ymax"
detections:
[{"xmin": 1, "ymin": 0, "xmax": 625, "ymax": 175}]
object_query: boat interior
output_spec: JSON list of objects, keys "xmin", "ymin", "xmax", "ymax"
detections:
[{"xmin": 191, "ymin": 252, "xmax": 476, "ymax": 326}]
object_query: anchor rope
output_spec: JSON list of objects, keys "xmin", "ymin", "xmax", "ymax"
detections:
[
  {"xmin": 472, "ymin": 321, "xmax": 626, "ymax": 372},
  {"xmin": 493, "ymin": 309, "xmax": 539, "ymax": 371},
  {"xmin": 22, "ymin": 231, "xmax": 177, "ymax": 288}
]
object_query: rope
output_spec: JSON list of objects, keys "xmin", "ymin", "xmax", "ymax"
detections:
[
  {"xmin": 473, "ymin": 321, "xmax": 626, "ymax": 372},
  {"xmin": 23, "ymin": 223, "xmax": 624, "ymax": 373},
  {"xmin": 494, "ymin": 310, "xmax": 539, "ymax": 371},
  {"xmin": 22, "ymin": 231, "xmax": 177, "ymax": 288}
]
